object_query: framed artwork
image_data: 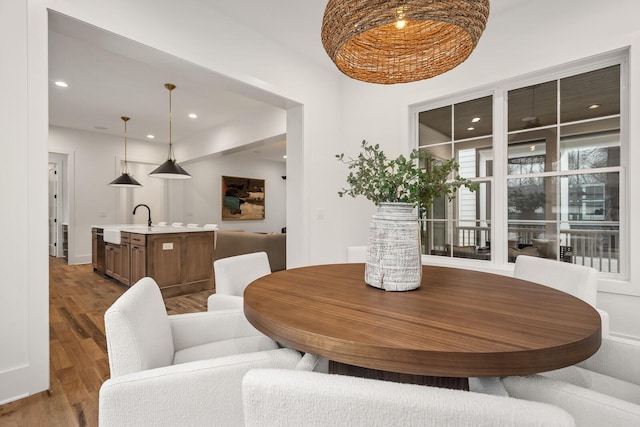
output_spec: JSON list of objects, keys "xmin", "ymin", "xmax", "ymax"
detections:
[{"xmin": 221, "ymin": 175, "xmax": 265, "ymax": 220}]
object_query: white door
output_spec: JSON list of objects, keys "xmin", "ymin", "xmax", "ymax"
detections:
[{"xmin": 48, "ymin": 163, "xmax": 58, "ymax": 256}]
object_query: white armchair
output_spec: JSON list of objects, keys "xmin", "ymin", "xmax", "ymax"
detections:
[
  {"xmin": 242, "ymin": 369, "xmax": 575, "ymax": 427},
  {"xmin": 208, "ymin": 251, "xmax": 271, "ymax": 311},
  {"xmin": 99, "ymin": 277, "xmax": 303, "ymax": 427},
  {"xmin": 502, "ymin": 336, "xmax": 640, "ymax": 427}
]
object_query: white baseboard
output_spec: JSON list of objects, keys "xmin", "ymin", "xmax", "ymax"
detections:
[
  {"xmin": 609, "ymin": 332, "xmax": 640, "ymax": 342},
  {"xmin": 68, "ymin": 254, "xmax": 91, "ymax": 265},
  {"xmin": 0, "ymin": 365, "xmax": 29, "ymax": 405}
]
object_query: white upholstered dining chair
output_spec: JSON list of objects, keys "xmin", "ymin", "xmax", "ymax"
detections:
[
  {"xmin": 99, "ymin": 277, "xmax": 303, "ymax": 426},
  {"xmin": 208, "ymin": 251, "xmax": 272, "ymax": 311},
  {"xmin": 502, "ymin": 336, "xmax": 640, "ymax": 426},
  {"xmin": 503, "ymin": 256, "xmax": 640, "ymax": 425},
  {"xmin": 513, "ymin": 255, "xmax": 609, "ymax": 336}
]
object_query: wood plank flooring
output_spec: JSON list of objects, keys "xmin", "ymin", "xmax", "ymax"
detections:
[{"xmin": 0, "ymin": 257, "xmax": 211, "ymax": 427}]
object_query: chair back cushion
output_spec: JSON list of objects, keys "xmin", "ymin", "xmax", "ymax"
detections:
[
  {"xmin": 542, "ymin": 365, "xmax": 640, "ymax": 406},
  {"xmin": 214, "ymin": 251, "xmax": 271, "ymax": 296},
  {"xmin": 173, "ymin": 335, "xmax": 279, "ymax": 365},
  {"xmin": 577, "ymin": 336, "xmax": 640, "ymax": 387},
  {"xmin": 104, "ymin": 277, "xmax": 175, "ymax": 377},
  {"xmin": 243, "ymin": 369, "xmax": 575, "ymax": 427},
  {"xmin": 513, "ymin": 255, "xmax": 598, "ymax": 307},
  {"xmin": 503, "ymin": 374, "xmax": 640, "ymax": 427}
]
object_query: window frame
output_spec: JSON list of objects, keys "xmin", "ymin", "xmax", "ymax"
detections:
[{"xmin": 409, "ymin": 49, "xmax": 629, "ymax": 280}]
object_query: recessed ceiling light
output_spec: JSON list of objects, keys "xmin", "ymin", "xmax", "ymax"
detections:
[
  {"xmin": 283, "ymin": 155, "xmax": 287, "ymax": 159},
  {"xmin": 188, "ymin": 113, "xmax": 198, "ymax": 119},
  {"xmin": 471, "ymin": 117, "xmax": 480, "ymax": 123},
  {"xmin": 467, "ymin": 127, "xmax": 475, "ymax": 131},
  {"xmin": 147, "ymin": 134, "xmax": 155, "ymax": 139},
  {"xmin": 54, "ymin": 81, "xmax": 68, "ymax": 88},
  {"xmin": 588, "ymin": 104, "xmax": 601, "ymax": 109}
]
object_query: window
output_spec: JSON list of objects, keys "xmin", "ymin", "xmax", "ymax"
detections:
[
  {"xmin": 414, "ymin": 54, "xmax": 626, "ymax": 276},
  {"xmin": 418, "ymin": 96, "xmax": 493, "ymax": 261}
]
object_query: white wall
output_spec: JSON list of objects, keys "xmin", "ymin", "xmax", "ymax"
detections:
[
  {"xmin": 0, "ymin": 0, "xmax": 49, "ymax": 404},
  {"xmin": 180, "ymin": 155, "xmax": 286, "ymax": 233},
  {"xmin": 49, "ymin": 125, "xmax": 167, "ymax": 264},
  {"xmin": 338, "ymin": 0, "xmax": 640, "ymax": 340},
  {"xmin": 3, "ymin": 0, "xmax": 345, "ymax": 403}
]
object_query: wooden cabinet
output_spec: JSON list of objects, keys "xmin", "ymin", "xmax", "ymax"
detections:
[
  {"xmin": 120, "ymin": 233, "xmax": 131, "ymax": 286},
  {"xmin": 105, "ymin": 238, "xmax": 128, "ymax": 284},
  {"xmin": 129, "ymin": 233, "xmax": 147, "ymax": 284},
  {"xmin": 146, "ymin": 231, "xmax": 214, "ymax": 297},
  {"xmin": 105, "ymin": 243, "xmax": 120, "ymax": 279},
  {"xmin": 96, "ymin": 229, "xmax": 213, "ymax": 297}
]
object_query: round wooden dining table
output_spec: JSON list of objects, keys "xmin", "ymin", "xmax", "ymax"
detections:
[{"xmin": 244, "ymin": 263, "xmax": 601, "ymax": 390}]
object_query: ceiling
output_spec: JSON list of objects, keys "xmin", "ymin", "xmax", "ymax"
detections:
[
  {"xmin": 48, "ymin": 1, "xmax": 524, "ymax": 163},
  {"xmin": 48, "ymin": 12, "xmax": 288, "ymax": 162}
]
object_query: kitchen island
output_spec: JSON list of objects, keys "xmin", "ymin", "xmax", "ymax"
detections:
[{"xmin": 92, "ymin": 225, "xmax": 214, "ymax": 297}]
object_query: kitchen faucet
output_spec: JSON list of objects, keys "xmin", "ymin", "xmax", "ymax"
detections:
[{"xmin": 133, "ymin": 204, "xmax": 152, "ymax": 227}]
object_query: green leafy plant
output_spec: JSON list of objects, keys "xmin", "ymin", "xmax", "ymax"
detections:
[{"xmin": 336, "ymin": 140, "xmax": 478, "ymax": 211}]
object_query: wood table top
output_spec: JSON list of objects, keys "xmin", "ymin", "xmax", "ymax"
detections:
[{"xmin": 244, "ymin": 263, "xmax": 601, "ymax": 378}]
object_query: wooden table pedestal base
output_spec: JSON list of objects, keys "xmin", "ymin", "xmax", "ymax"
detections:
[{"xmin": 329, "ymin": 361, "xmax": 470, "ymax": 391}]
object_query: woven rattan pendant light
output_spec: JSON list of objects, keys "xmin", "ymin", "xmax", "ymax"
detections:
[
  {"xmin": 321, "ymin": 0, "xmax": 490, "ymax": 84},
  {"xmin": 149, "ymin": 83, "xmax": 192, "ymax": 179},
  {"xmin": 109, "ymin": 116, "xmax": 142, "ymax": 187}
]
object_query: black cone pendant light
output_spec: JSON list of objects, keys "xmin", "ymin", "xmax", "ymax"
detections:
[
  {"xmin": 149, "ymin": 83, "xmax": 192, "ymax": 179},
  {"xmin": 109, "ymin": 116, "xmax": 142, "ymax": 187}
]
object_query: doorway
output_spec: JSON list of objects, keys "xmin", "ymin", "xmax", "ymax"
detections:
[
  {"xmin": 48, "ymin": 162, "xmax": 58, "ymax": 257},
  {"xmin": 48, "ymin": 152, "xmax": 68, "ymax": 261}
]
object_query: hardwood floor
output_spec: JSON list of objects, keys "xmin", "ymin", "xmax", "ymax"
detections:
[{"xmin": 0, "ymin": 257, "xmax": 211, "ymax": 427}]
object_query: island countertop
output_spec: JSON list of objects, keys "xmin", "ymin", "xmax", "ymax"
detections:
[{"xmin": 93, "ymin": 224, "xmax": 214, "ymax": 235}]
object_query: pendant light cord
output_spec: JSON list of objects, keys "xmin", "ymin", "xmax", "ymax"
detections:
[
  {"xmin": 166, "ymin": 83, "xmax": 176, "ymax": 161},
  {"xmin": 122, "ymin": 116, "xmax": 130, "ymax": 174}
]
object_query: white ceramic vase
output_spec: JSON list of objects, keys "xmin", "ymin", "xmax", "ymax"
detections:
[{"xmin": 365, "ymin": 202, "xmax": 422, "ymax": 291}]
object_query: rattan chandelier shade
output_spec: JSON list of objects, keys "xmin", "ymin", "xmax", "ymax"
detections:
[{"xmin": 321, "ymin": 0, "xmax": 490, "ymax": 84}]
